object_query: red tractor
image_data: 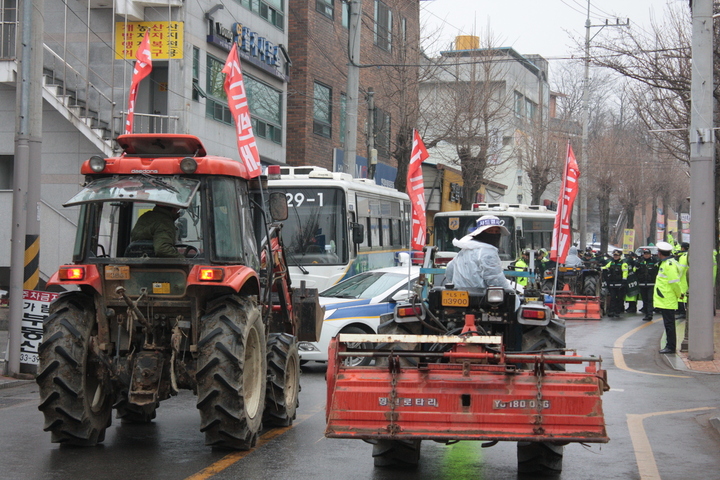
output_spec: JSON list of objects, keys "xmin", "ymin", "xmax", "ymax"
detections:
[
  {"xmin": 325, "ymin": 248, "xmax": 608, "ymax": 474},
  {"xmin": 37, "ymin": 134, "xmax": 322, "ymax": 449}
]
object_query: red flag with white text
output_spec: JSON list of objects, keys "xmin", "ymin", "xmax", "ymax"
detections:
[
  {"xmin": 124, "ymin": 31, "xmax": 152, "ymax": 135},
  {"xmin": 223, "ymin": 45, "xmax": 262, "ymax": 179},
  {"xmin": 550, "ymin": 142, "xmax": 580, "ymax": 264},
  {"xmin": 407, "ymin": 129, "xmax": 428, "ymax": 250}
]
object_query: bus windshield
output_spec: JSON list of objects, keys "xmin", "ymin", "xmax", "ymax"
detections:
[
  {"xmin": 272, "ymin": 187, "xmax": 348, "ymax": 266},
  {"xmin": 434, "ymin": 215, "xmax": 515, "ymax": 262}
]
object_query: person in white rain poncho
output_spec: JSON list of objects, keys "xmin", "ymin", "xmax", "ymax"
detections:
[
  {"xmin": 564, "ymin": 246, "xmax": 583, "ymax": 268},
  {"xmin": 445, "ymin": 215, "xmax": 514, "ymax": 293}
]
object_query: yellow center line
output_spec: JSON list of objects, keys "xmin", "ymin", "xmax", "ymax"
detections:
[
  {"xmin": 185, "ymin": 403, "xmax": 325, "ymax": 480},
  {"xmin": 613, "ymin": 319, "xmax": 690, "ymax": 378},
  {"xmin": 627, "ymin": 407, "xmax": 716, "ymax": 480}
]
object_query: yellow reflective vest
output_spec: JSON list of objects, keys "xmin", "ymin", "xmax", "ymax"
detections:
[
  {"xmin": 653, "ymin": 257, "xmax": 682, "ymax": 310},
  {"xmin": 512, "ymin": 258, "xmax": 529, "ymax": 286}
]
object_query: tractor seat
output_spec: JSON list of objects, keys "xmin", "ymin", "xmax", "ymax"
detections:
[{"xmin": 124, "ymin": 240, "xmax": 155, "ymax": 257}]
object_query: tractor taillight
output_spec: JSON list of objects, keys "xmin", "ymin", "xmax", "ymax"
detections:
[
  {"xmin": 199, "ymin": 268, "xmax": 224, "ymax": 281},
  {"xmin": 59, "ymin": 266, "xmax": 85, "ymax": 280},
  {"xmin": 397, "ymin": 305, "xmax": 422, "ymax": 317},
  {"xmin": 521, "ymin": 309, "xmax": 546, "ymax": 320}
]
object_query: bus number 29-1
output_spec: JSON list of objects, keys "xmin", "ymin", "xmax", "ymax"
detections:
[{"xmin": 286, "ymin": 192, "xmax": 324, "ymax": 208}]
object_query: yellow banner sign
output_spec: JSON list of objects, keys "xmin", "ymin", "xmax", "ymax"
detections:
[
  {"xmin": 623, "ymin": 228, "xmax": 635, "ymax": 253},
  {"xmin": 115, "ymin": 21, "xmax": 183, "ymax": 59}
]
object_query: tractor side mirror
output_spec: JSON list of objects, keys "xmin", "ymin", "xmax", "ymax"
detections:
[
  {"xmin": 269, "ymin": 192, "xmax": 288, "ymax": 221},
  {"xmin": 351, "ymin": 223, "xmax": 365, "ymax": 244}
]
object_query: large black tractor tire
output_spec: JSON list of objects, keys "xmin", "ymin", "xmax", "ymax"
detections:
[
  {"xmin": 517, "ymin": 441, "xmax": 564, "ymax": 474},
  {"xmin": 582, "ymin": 273, "xmax": 600, "ymax": 296},
  {"xmin": 540, "ymin": 279, "xmax": 554, "ymax": 293},
  {"xmin": 338, "ymin": 325, "xmax": 373, "ymax": 367},
  {"xmin": 196, "ymin": 295, "xmax": 267, "ymax": 450},
  {"xmin": 263, "ymin": 333, "xmax": 300, "ymax": 427},
  {"xmin": 372, "ymin": 439, "xmax": 422, "ymax": 468},
  {"xmin": 521, "ymin": 316, "xmax": 566, "ymax": 371},
  {"xmin": 114, "ymin": 392, "xmax": 158, "ymax": 424},
  {"xmin": 36, "ymin": 293, "xmax": 113, "ymax": 446}
]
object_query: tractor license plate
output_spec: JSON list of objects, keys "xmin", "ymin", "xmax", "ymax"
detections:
[
  {"xmin": 153, "ymin": 282, "xmax": 171, "ymax": 294},
  {"xmin": 441, "ymin": 290, "xmax": 469, "ymax": 307},
  {"xmin": 105, "ymin": 265, "xmax": 130, "ymax": 280}
]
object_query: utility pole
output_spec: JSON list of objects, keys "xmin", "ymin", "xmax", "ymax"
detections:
[
  {"xmin": 367, "ymin": 87, "xmax": 377, "ymax": 180},
  {"xmin": 7, "ymin": 0, "xmax": 44, "ymax": 376},
  {"xmin": 579, "ymin": 0, "xmax": 628, "ymax": 250},
  {"xmin": 688, "ymin": 0, "xmax": 714, "ymax": 361},
  {"xmin": 344, "ymin": 0, "xmax": 361, "ymax": 178}
]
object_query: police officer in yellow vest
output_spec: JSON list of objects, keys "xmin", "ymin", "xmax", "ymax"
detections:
[
  {"xmin": 602, "ymin": 249, "xmax": 628, "ymax": 317},
  {"xmin": 511, "ymin": 250, "xmax": 530, "ymax": 287},
  {"xmin": 675, "ymin": 242, "xmax": 689, "ymax": 319},
  {"xmin": 655, "ymin": 241, "xmax": 683, "ymax": 354}
]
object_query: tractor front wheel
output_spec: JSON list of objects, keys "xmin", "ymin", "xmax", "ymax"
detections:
[
  {"xmin": 196, "ymin": 295, "xmax": 266, "ymax": 450},
  {"xmin": 263, "ymin": 333, "xmax": 300, "ymax": 427},
  {"xmin": 37, "ymin": 293, "xmax": 113, "ymax": 446},
  {"xmin": 372, "ymin": 439, "xmax": 422, "ymax": 468},
  {"xmin": 517, "ymin": 441, "xmax": 564, "ymax": 474}
]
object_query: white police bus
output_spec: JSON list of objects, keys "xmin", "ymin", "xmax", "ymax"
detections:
[
  {"xmin": 433, "ymin": 203, "xmax": 556, "ymax": 268},
  {"xmin": 267, "ymin": 166, "xmax": 411, "ymax": 292}
]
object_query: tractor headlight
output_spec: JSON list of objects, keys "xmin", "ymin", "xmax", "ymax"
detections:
[
  {"xmin": 180, "ymin": 157, "xmax": 198, "ymax": 174},
  {"xmin": 486, "ymin": 287, "xmax": 504, "ymax": 304},
  {"xmin": 89, "ymin": 155, "xmax": 106, "ymax": 172}
]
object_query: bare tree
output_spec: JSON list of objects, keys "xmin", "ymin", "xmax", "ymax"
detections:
[
  {"xmin": 515, "ymin": 118, "xmax": 565, "ymax": 205},
  {"xmin": 418, "ymin": 31, "xmax": 521, "ymax": 209}
]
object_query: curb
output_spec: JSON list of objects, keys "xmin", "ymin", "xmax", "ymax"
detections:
[{"xmin": 709, "ymin": 417, "xmax": 720, "ymax": 437}]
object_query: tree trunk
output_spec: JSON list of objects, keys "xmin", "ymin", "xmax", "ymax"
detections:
[
  {"xmin": 599, "ymin": 195, "xmax": 610, "ymax": 253},
  {"xmin": 650, "ymin": 197, "xmax": 657, "ymax": 245}
]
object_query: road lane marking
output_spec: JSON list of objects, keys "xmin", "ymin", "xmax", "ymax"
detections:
[
  {"xmin": 185, "ymin": 402, "xmax": 325, "ymax": 480},
  {"xmin": 628, "ymin": 407, "xmax": 716, "ymax": 480},
  {"xmin": 613, "ymin": 320, "xmax": 690, "ymax": 378}
]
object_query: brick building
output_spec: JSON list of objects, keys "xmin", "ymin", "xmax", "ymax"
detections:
[{"xmin": 287, "ymin": 0, "xmax": 420, "ymax": 187}]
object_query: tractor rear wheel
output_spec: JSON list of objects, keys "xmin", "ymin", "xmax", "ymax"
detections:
[
  {"xmin": 37, "ymin": 293, "xmax": 113, "ymax": 446},
  {"xmin": 263, "ymin": 333, "xmax": 300, "ymax": 427},
  {"xmin": 196, "ymin": 295, "xmax": 266, "ymax": 450},
  {"xmin": 520, "ymin": 316, "xmax": 566, "ymax": 371},
  {"xmin": 582, "ymin": 273, "xmax": 600, "ymax": 296},
  {"xmin": 372, "ymin": 439, "xmax": 422, "ymax": 468},
  {"xmin": 517, "ymin": 441, "xmax": 564, "ymax": 474}
]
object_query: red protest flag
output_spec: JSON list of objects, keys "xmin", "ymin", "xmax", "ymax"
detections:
[
  {"xmin": 222, "ymin": 45, "xmax": 262, "ymax": 179},
  {"xmin": 550, "ymin": 142, "xmax": 580, "ymax": 264},
  {"xmin": 124, "ymin": 31, "xmax": 152, "ymax": 135},
  {"xmin": 407, "ymin": 129, "xmax": 429, "ymax": 251}
]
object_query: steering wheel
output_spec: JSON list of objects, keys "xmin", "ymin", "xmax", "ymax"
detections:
[{"xmin": 176, "ymin": 244, "xmax": 199, "ymax": 258}]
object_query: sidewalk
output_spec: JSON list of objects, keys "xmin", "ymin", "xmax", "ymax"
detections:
[
  {"xmin": 0, "ymin": 308, "xmax": 35, "ymax": 388},
  {"xmin": 665, "ymin": 313, "xmax": 720, "ymax": 374}
]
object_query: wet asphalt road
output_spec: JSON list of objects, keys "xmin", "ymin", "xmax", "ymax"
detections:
[{"xmin": 2, "ymin": 313, "xmax": 720, "ymax": 480}]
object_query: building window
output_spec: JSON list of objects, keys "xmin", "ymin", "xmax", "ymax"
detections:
[
  {"xmin": 374, "ymin": 0, "xmax": 392, "ymax": 52},
  {"xmin": 401, "ymin": 17, "xmax": 407, "ymax": 43},
  {"xmin": 514, "ymin": 91, "xmax": 524, "ymax": 118},
  {"xmin": 206, "ymin": 54, "xmax": 232, "ymax": 124},
  {"xmin": 192, "ymin": 47, "xmax": 201, "ymax": 101},
  {"xmin": 238, "ymin": 0, "xmax": 285, "ymax": 30},
  {"xmin": 342, "ymin": 1, "xmax": 349, "ymax": 28},
  {"xmin": 525, "ymin": 99, "xmax": 536, "ymax": 120},
  {"xmin": 313, "ymin": 82, "xmax": 332, "ymax": 138},
  {"xmin": 206, "ymin": 54, "xmax": 283, "ymax": 142},
  {"xmin": 340, "ymin": 93, "xmax": 346, "ymax": 144},
  {"xmin": 245, "ymin": 74, "xmax": 283, "ymax": 144},
  {"xmin": 374, "ymin": 107, "xmax": 391, "ymax": 157},
  {"xmin": 316, "ymin": 0, "xmax": 333, "ymax": 18}
]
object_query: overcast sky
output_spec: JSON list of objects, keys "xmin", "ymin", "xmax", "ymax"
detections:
[{"xmin": 419, "ymin": 0, "xmax": 685, "ymax": 59}]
